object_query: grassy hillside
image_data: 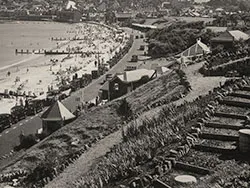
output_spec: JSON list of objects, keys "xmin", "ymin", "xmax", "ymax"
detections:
[{"xmin": 0, "ymin": 70, "xmax": 188, "ymax": 187}]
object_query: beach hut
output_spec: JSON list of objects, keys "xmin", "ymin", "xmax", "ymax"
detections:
[{"xmin": 41, "ymin": 101, "xmax": 75, "ymax": 135}]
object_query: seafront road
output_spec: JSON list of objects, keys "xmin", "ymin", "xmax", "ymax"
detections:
[{"xmin": 0, "ymin": 28, "xmax": 146, "ymax": 169}]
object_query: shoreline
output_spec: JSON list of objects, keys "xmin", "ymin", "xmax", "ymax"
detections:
[
  {"xmin": 0, "ymin": 22, "xmax": 129, "ymax": 113},
  {"xmin": 0, "ymin": 21, "xmax": 117, "ymax": 73}
]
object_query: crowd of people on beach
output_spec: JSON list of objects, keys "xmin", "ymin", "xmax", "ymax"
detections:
[{"xmin": 0, "ymin": 23, "xmax": 128, "ymax": 113}]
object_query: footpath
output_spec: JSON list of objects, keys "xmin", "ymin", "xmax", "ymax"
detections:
[
  {"xmin": 0, "ymin": 28, "xmax": 144, "ymax": 170},
  {"xmin": 45, "ymin": 62, "xmax": 228, "ymax": 188}
]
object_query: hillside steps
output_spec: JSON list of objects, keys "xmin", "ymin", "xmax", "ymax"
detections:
[
  {"xmin": 213, "ymin": 112, "xmax": 247, "ymax": 120},
  {"xmin": 229, "ymin": 92, "xmax": 250, "ymax": 99},
  {"xmin": 219, "ymin": 99, "xmax": 250, "ymax": 108},
  {"xmin": 204, "ymin": 122, "xmax": 245, "ymax": 130},
  {"xmin": 200, "ymin": 132, "xmax": 239, "ymax": 141},
  {"xmin": 240, "ymin": 86, "xmax": 250, "ymax": 91},
  {"xmin": 193, "ymin": 143, "xmax": 237, "ymax": 154},
  {"xmin": 174, "ymin": 161, "xmax": 212, "ymax": 175}
]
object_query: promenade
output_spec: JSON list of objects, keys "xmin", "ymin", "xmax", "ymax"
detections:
[{"xmin": 0, "ymin": 28, "xmax": 146, "ymax": 170}]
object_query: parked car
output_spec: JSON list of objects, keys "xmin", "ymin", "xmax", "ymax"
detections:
[
  {"xmin": 139, "ymin": 45, "xmax": 145, "ymax": 51},
  {"xmin": 10, "ymin": 106, "xmax": 27, "ymax": 122},
  {"xmin": 0, "ymin": 113, "xmax": 12, "ymax": 132},
  {"xmin": 131, "ymin": 55, "xmax": 138, "ymax": 62},
  {"xmin": 45, "ymin": 89, "xmax": 61, "ymax": 105},
  {"xmin": 26, "ymin": 99, "xmax": 43, "ymax": 115},
  {"xmin": 70, "ymin": 79, "xmax": 81, "ymax": 92}
]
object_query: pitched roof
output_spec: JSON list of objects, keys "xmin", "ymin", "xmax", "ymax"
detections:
[
  {"xmin": 132, "ymin": 23, "xmax": 157, "ymax": 29},
  {"xmin": 116, "ymin": 69, "xmax": 155, "ymax": 83},
  {"xmin": 179, "ymin": 39, "xmax": 210, "ymax": 57},
  {"xmin": 228, "ymin": 30, "xmax": 250, "ymax": 41},
  {"xmin": 100, "ymin": 80, "xmax": 109, "ymax": 91},
  {"xmin": 115, "ymin": 13, "xmax": 133, "ymax": 19},
  {"xmin": 205, "ymin": 26, "xmax": 228, "ymax": 33},
  {"xmin": 212, "ymin": 30, "xmax": 250, "ymax": 42},
  {"xmin": 156, "ymin": 66, "xmax": 170, "ymax": 74},
  {"xmin": 41, "ymin": 101, "xmax": 75, "ymax": 121}
]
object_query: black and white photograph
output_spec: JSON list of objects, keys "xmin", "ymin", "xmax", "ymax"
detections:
[{"xmin": 0, "ymin": 0, "xmax": 250, "ymax": 187}]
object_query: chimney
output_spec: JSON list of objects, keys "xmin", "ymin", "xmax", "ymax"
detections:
[{"xmin": 123, "ymin": 72, "xmax": 127, "ymax": 81}]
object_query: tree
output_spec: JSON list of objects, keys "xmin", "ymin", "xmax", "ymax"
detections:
[
  {"xmin": 212, "ymin": 45, "xmax": 224, "ymax": 55},
  {"xmin": 239, "ymin": 1, "xmax": 250, "ymax": 12},
  {"xmin": 230, "ymin": 14, "xmax": 241, "ymax": 26}
]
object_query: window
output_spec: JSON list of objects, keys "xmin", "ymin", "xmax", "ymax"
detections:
[{"xmin": 114, "ymin": 83, "xmax": 119, "ymax": 91}]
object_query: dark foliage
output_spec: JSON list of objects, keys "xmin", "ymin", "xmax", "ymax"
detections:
[
  {"xmin": 146, "ymin": 21, "xmax": 215, "ymax": 58},
  {"xmin": 117, "ymin": 98, "xmax": 133, "ymax": 121}
]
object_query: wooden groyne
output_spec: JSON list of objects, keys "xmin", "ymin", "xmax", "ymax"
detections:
[
  {"xmin": 15, "ymin": 49, "xmax": 104, "ymax": 55},
  {"xmin": 44, "ymin": 50, "xmax": 103, "ymax": 55},
  {"xmin": 15, "ymin": 49, "xmax": 45, "ymax": 55},
  {"xmin": 51, "ymin": 37, "xmax": 85, "ymax": 41}
]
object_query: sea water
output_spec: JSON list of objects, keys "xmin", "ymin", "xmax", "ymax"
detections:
[{"xmin": 0, "ymin": 21, "xmax": 76, "ymax": 71}]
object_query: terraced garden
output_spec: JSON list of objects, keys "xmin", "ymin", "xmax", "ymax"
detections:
[
  {"xmin": 0, "ymin": 69, "xmax": 189, "ymax": 188},
  {"xmin": 68, "ymin": 76, "xmax": 250, "ymax": 188}
]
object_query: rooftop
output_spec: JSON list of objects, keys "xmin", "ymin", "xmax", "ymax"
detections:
[
  {"xmin": 179, "ymin": 39, "xmax": 210, "ymax": 57},
  {"xmin": 116, "ymin": 69, "xmax": 156, "ymax": 83}
]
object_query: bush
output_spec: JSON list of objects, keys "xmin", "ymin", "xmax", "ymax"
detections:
[
  {"xmin": 20, "ymin": 134, "xmax": 38, "ymax": 149},
  {"xmin": 117, "ymin": 98, "xmax": 132, "ymax": 121}
]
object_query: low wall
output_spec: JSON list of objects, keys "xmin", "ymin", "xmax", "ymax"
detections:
[
  {"xmin": 194, "ymin": 144, "xmax": 237, "ymax": 154},
  {"xmin": 200, "ymin": 133, "xmax": 239, "ymax": 141},
  {"xmin": 229, "ymin": 92, "xmax": 250, "ymax": 99},
  {"xmin": 204, "ymin": 122, "xmax": 244, "ymax": 130},
  {"xmin": 175, "ymin": 161, "xmax": 212, "ymax": 175},
  {"xmin": 219, "ymin": 99, "xmax": 250, "ymax": 109},
  {"xmin": 214, "ymin": 111, "xmax": 247, "ymax": 120}
]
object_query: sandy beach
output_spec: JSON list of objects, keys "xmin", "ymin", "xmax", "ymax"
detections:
[{"xmin": 0, "ymin": 23, "xmax": 129, "ymax": 113}]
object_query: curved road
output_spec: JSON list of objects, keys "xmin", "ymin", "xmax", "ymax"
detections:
[{"xmin": 0, "ymin": 28, "xmax": 146, "ymax": 167}]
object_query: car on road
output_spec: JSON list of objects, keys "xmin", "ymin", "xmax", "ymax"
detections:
[
  {"xmin": 26, "ymin": 99, "xmax": 44, "ymax": 115},
  {"xmin": 139, "ymin": 45, "xmax": 145, "ymax": 51},
  {"xmin": 0, "ymin": 113, "xmax": 12, "ymax": 132},
  {"xmin": 131, "ymin": 55, "xmax": 138, "ymax": 62},
  {"xmin": 11, "ymin": 105, "xmax": 27, "ymax": 123},
  {"xmin": 46, "ymin": 89, "xmax": 61, "ymax": 105}
]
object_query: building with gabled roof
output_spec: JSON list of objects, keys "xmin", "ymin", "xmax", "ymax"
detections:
[
  {"xmin": 211, "ymin": 30, "xmax": 250, "ymax": 50},
  {"xmin": 99, "ymin": 68, "xmax": 170, "ymax": 101},
  {"xmin": 100, "ymin": 69, "xmax": 156, "ymax": 100},
  {"xmin": 178, "ymin": 39, "xmax": 210, "ymax": 58}
]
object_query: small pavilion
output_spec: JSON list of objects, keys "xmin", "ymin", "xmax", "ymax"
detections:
[{"xmin": 41, "ymin": 101, "xmax": 75, "ymax": 135}]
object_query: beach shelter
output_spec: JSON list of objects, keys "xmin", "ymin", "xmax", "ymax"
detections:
[
  {"xmin": 41, "ymin": 101, "xmax": 75, "ymax": 134},
  {"xmin": 178, "ymin": 39, "xmax": 210, "ymax": 58}
]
